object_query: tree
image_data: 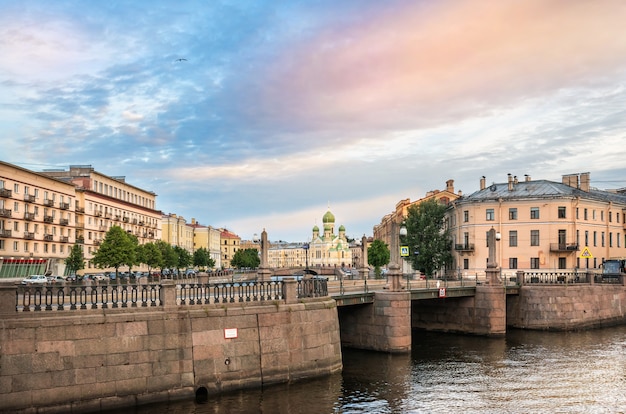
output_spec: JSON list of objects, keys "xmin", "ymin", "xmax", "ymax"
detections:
[
  {"xmin": 231, "ymin": 248, "xmax": 260, "ymax": 269},
  {"xmin": 368, "ymin": 239, "xmax": 390, "ymax": 279},
  {"xmin": 193, "ymin": 247, "xmax": 215, "ymax": 270},
  {"xmin": 92, "ymin": 226, "xmax": 137, "ymax": 277},
  {"xmin": 173, "ymin": 245, "xmax": 192, "ymax": 273},
  {"xmin": 403, "ymin": 198, "xmax": 453, "ymax": 277},
  {"xmin": 138, "ymin": 242, "xmax": 163, "ymax": 275},
  {"xmin": 65, "ymin": 244, "xmax": 85, "ymax": 275},
  {"xmin": 155, "ymin": 240, "xmax": 177, "ymax": 274}
]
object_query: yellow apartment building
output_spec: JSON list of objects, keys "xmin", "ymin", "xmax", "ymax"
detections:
[
  {"xmin": 189, "ymin": 218, "xmax": 222, "ymax": 269},
  {"xmin": 220, "ymin": 228, "xmax": 240, "ymax": 269},
  {"xmin": 0, "ymin": 162, "xmax": 161, "ymax": 277},
  {"xmin": 448, "ymin": 173, "xmax": 626, "ymax": 279}
]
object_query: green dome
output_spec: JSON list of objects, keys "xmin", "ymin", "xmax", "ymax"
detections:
[
  {"xmin": 324, "ymin": 223, "xmax": 332, "ymax": 231},
  {"xmin": 322, "ymin": 210, "xmax": 335, "ymax": 224},
  {"xmin": 313, "ymin": 225, "xmax": 319, "ymax": 232},
  {"xmin": 338, "ymin": 225, "xmax": 345, "ymax": 232}
]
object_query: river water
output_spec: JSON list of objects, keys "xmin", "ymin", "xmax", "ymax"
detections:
[{"xmin": 113, "ymin": 326, "xmax": 626, "ymax": 414}]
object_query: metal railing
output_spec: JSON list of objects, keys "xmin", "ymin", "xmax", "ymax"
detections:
[
  {"xmin": 179, "ymin": 281, "xmax": 283, "ymax": 304},
  {"xmin": 15, "ymin": 284, "xmax": 161, "ymax": 312}
]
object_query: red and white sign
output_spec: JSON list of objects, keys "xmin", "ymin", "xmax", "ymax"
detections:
[{"xmin": 438, "ymin": 288, "xmax": 446, "ymax": 298}]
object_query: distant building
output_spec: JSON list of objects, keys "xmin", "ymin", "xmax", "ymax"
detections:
[
  {"xmin": 220, "ymin": 228, "xmax": 240, "ymax": 269},
  {"xmin": 448, "ymin": 173, "xmax": 626, "ymax": 278},
  {"xmin": 374, "ymin": 180, "xmax": 461, "ymax": 272},
  {"xmin": 189, "ymin": 219, "xmax": 222, "ymax": 269},
  {"xmin": 308, "ymin": 209, "xmax": 352, "ymax": 268}
]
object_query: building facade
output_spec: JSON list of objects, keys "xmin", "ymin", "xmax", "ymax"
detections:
[
  {"xmin": 0, "ymin": 163, "xmax": 161, "ymax": 277},
  {"xmin": 220, "ymin": 228, "xmax": 241, "ymax": 269},
  {"xmin": 190, "ymin": 219, "xmax": 222, "ymax": 269},
  {"xmin": 374, "ymin": 180, "xmax": 461, "ymax": 272},
  {"xmin": 308, "ymin": 209, "xmax": 352, "ymax": 268},
  {"xmin": 447, "ymin": 173, "xmax": 626, "ymax": 279}
]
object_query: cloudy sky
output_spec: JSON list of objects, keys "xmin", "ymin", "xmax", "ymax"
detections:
[{"xmin": 2, "ymin": 1, "xmax": 626, "ymax": 242}]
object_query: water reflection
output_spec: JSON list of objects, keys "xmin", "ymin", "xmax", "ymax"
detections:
[{"xmin": 110, "ymin": 325, "xmax": 626, "ymax": 413}]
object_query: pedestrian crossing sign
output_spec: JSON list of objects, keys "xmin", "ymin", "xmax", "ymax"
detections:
[
  {"xmin": 400, "ymin": 246, "xmax": 409, "ymax": 257},
  {"xmin": 579, "ymin": 246, "xmax": 593, "ymax": 259}
]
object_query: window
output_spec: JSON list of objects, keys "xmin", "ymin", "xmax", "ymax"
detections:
[
  {"xmin": 0, "ymin": 240, "xmax": 4, "ymax": 251},
  {"xmin": 593, "ymin": 231, "xmax": 597, "ymax": 247},
  {"xmin": 463, "ymin": 259, "xmax": 469, "ymax": 269},
  {"xmin": 530, "ymin": 230, "xmax": 540, "ymax": 246},
  {"xmin": 576, "ymin": 208, "xmax": 579, "ymax": 219},
  {"xmin": 584, "ymin": 208, "xmax": 588, "ymax": 220},
  {"xmin": 13, "ymin": 241, "xmax": 18, "ymax": 251},
  {"xmin": 558, "ymin": 258, "xmax": 566, "ymax": 269},
  {"xmin": 609, "ymin": 212, "xmax": 613, "ymax": 223},
  {"xmin": 463, "ymin": 211, "xmax": 469, "ymax": 222},
  {"xmin": 530, "ymin": 257, "xmax": 540, "ymax": 269},
  {"xmin": 486, "ymin": 209, "xmax": 494, "ymax": 221},
  {"xmin": 609, "ymin": 232, "xmax": 613, "ymax": 248},
  {"xmin": 530, "ymin": 207, "xmax": 539, "ymax": 219},
  {"xmin": 509, "ymin": 231, "xmax": 517, "ymax": 247},
  {"xmin": 13, "ymin": 183, "xmax": 19, "ymax": 193},
  {"xmin": 558, "ymin": 206, "xmax": 566, "ymax": 218},
  {"xmin": 509, "ymin": 258, "xmax": 518, "ymax": 269},
  {"xmin": 509, "ymin": 208, "xmax": 517, "ymax": 220},
  {"xmin": 601, "ymin": 232, "xmax": 605, "ymax": 247}
]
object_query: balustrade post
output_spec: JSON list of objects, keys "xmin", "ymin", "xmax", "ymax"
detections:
[
  {"xmin": 516, "ymin": 270, "xmax": 525, "ymax": 286},
  {"xmin": 587, "ymin": 271, "xmax": 595, "ymax": 285},
  {"xmin": 0, "ymin": 282, "xmax": 16, "ymax": 315},
  {"xmin": 283, "ymin": 278, "xmax": 297, "ymax": 304},
  {"xmin": 160, "ymin": 279, "xmax": 176, "ymax": 308}
]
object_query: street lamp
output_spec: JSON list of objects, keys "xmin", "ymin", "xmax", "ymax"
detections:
[{"xmin": 303, "ymin": 242, "xmax": 309, "ymax": 274}]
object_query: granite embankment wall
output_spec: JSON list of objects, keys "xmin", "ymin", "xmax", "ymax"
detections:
[
  {"xmin": 506, "ymin": 284, "xmax": 626, "ymax": 330},
  {"xmin": 0, "ymin": 284, "xmax": 342, "ymax": 413}
]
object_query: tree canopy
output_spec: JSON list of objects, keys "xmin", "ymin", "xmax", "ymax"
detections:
[
  {"xmin": 65, "ymin": 244, "xmax": 85, "ymax": 275},
  {"xmin": 368, "ymin": 239, "xmax": 390, "ymax": 278},
  {"xmin": 91, "ymin": 226, "xmax": 137, "ymax": 276},
  {"xmin": 193, "ymin": 247, "xmax": 215, "ymax": 270},
  {"xmin": 231, "ymin": 248, "xmax": 260, "ymax": 269},
  {"xmin": 403, "ymin": 198, "xmax": 453, "ymax": 277}
]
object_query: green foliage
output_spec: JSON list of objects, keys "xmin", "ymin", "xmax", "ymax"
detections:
[
  {"xmin": 231, "ymin": 248, "xmax": 260, "ymax": 269},
  {"xmin": 403, "ymin": 198, "xmax": 453, "ymax": 277},
  {"xmin": 65, "ymin": 244, "xmax": 85, "ymax": 274},
  {"xmin": 193, "ymin": 247, "xmax": 214, "ymax": 270},
  {"xmin": 92, "ymin": 226, "xmax": 138, "ymax": 275},
  {"xmin": 173, "ymin": 245, "xmax": 192, "ymax": 271},
  {"xmin": 139, "ymin": 242, "xmax": 163, "ymax": 273},
  {"xmin": 368, "ymin": 239, "xmax": 390, "ymax": 278},
  {"xmin": 155, "ymin": 240, "xmax": 178, "ymax": 271}
]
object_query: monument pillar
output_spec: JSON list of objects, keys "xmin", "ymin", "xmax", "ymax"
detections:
[
  {"xmin": 257, "ymin": 229, "xmax": 273, "ymax": 282},
  {"xmin": 358, "ymin": 234, "xmax": 369, "ymax": 280}
]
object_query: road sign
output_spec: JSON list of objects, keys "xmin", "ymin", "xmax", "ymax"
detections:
[
  {"xmin": 438, "ymin": 288, "xmax": 446, "ymax": 298},
  {"xmin": 400, "ymin": 246, "xmax": 409, "ymax": 257},
  {"xmin": 579, "ymin": 246, "xmax": 593, "ymax": 259}
]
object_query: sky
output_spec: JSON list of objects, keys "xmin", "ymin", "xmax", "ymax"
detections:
[{"xmin": 2, "ymin": 0, "xmax": 626, "ymax": 243}]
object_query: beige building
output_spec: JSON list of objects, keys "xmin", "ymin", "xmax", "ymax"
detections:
[
  {"xmin": 374, "ymin": 180, "xmax": 461, "ymax": 272},
  {"xmin": 189, "ymin": 219, "xmax": 222, "ymax": 269},
  {"xmin": 162, "ymin": 213, "xmax": 194, "ymax": 253},
  {"xmin": 448, "ymin": 173, "xmax": 626, "ymax": 279},
  {"xmin": 0, "ymin": 163, "xmax": 161, "ymax": 277},
  {"xmin": 220, "ymin": 228, "xmax": 240, "ymax": 269}
]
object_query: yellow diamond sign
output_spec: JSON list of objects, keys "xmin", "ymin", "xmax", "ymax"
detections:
[{"xmin": 579, "ymin": 246, "xmax": 593, "ymax": 259}]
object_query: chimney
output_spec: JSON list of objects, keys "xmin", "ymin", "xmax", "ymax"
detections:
[
  {"xmin": 562, "ymin": 174, "xmax": 578, "ymax": 188},
  {"xmin": 514, "ymin": 176, "xmax": 518, "ymax": 184},
  {"xmin": 580, "ymin": 172, "xmax": 590, "ymax": 192},
  {"xmin": 480, "ymin": 176, "xmax": 486, "ymax": 190},
  {"xmin": 525, "ymin": 174, "xmax": 531, "ymax": 182},
  {"xmin": 446, "ymin": 179, "xmax": 454, "ymax": 193},
  {"xmin": 508, "ymin": 173, "xmax": 513, "ymax": 191}
]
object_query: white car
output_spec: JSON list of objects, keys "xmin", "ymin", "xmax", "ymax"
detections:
[{"xmin": 21, "ymin": 275, "xmax": 48, "ymax": 285}]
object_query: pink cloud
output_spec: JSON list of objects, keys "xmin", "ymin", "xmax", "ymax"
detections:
[{"xmin": 258, "ymin": 1, "xmax": 626, "ymax": 129}]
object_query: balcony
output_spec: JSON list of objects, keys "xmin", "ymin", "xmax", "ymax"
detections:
[
  {"xmin": 138, "ymin": 221, "xmax": 144, "ymax": 226},
  {"xmin": 24, "ymin": 194, "xmax": 35, "ymax": 203},
  {"xmin": 59, "ymin": 236, "xmax": 69, "ymax": 243},
  {"xmin": 24, "ymin": 212, "xmax": 36, "ymax": 221},
  {"xmin": 44, "ymin": 216, "xmax": 54, "ymax": 223},
  {"xmin": 44, "ymin": 234, "xmax": 54, "ymax": 241},
  {"xmin": 550, "ymin": 243, "xmax": 579, "ymax": 252},
  {"xmin": 76, "ymin": 236, "xmax": 84, "ymax": 244},
  {"xmin": 0, "ymin": 229, "xmax": 11, "ymax": 238},
  {"xmin": 454, "ymin": 243, "xmax": 475, "ymax": 252},
  {"xmin": 0, "ymin": 209, "xmax": 12, "ymax": 218},
  {"xmin": 76, "ymin": 221, "xmax": 84, "ymax": 229},
  {"xmin": 24, "ymin": 232, "xmax": 35, "ymax": 240},
  {"xmin": 123, "ymin": 216, "xmax": 129, "ymax": 223},
  {"xmin": 95, "ymin": 211, "xmax": 102, "ymax": 217},
  {"xmin": 76, "ymin": 206, "xmax": 85, "ymax": 213},
  {"xmin": 59, "ymin": 202, "xmax": 70, "ymax": 210},
  {"xmin": 132, "ymin": 218, "xmax": 138, "ymax": 224},
  {"xmin": 59, "ymin": 219, "xmax": 69, "ymax": 226},
  {"xmin": 93, "ymin": 239, "xmax": 101, "ymax": 246},
  {"xmin": 0, "ymin": 188, "xmax": 12, "ymax": 198},
  {"xmin": 44, "ymin": 199, "xmax": 54, "ymax": 207}
]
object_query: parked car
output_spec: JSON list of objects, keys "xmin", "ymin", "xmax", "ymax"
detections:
[
  {"xmin": 46, "ymin": 275, "xmax": 66, "ymax": 284},
  {"xmin": 21, "ymin": 275, "xmax": 48, "ymax": 285}
]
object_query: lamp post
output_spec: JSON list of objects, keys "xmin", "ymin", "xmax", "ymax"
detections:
[{"xmin": 303, "ymin": 242, "xmax": 309, "ymax": 274}]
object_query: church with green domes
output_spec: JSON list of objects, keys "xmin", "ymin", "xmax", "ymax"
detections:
[{"xmin": 308, "ymin": 209, "xmax": 352, "ymax": 268}]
